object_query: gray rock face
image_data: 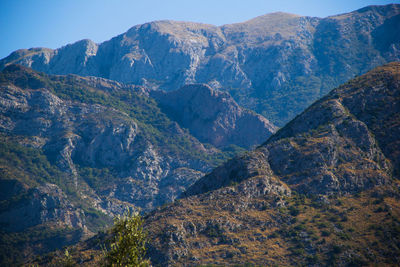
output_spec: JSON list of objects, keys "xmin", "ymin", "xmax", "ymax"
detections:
[
  {"xmin": 1, "ymin": 4, "xmax": 399, "ymax": 125},
  {"xmin": 186, "ymin": 62, "xmax": 400, "ymax": 196},
  {"xmin": 0, "ymin": 183, "xmax": 86, "ymax": 232},
  {"xmin": 0, "ymin": 66, "xmax": 217, "ymax": 217},
  {"xmin": 183, "ymin": 148, "xmax": 275, "ymax": 197},
  {"xmin": 151, "ymin": 84, "xmax": 277, "ymax": 148},
  {"xmin": 0, "ymin": 84, "xmax": 138, "ymax": 178}
]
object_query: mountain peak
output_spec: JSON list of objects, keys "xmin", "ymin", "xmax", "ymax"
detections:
[
  {"xmin": 126, "ymin": 19, "xmax": 221, "ymax": 40},
  {"xmin": 247, "ymin": 11, "xmax": 301, "ymax": 21},
  {"xmin": 221, "ymin": 10, "xmax": 313, "ymax": 45},
  {"xmin": 329, "ymin": 3, "xmax": 400, "ymax": 20},
  {"xmin": 1, "ymin": 4, "xmax": 399, "ymax": 125},
  {"xmin": 356, "ymin": 3, "xmax": 400, "ymax": 14}
]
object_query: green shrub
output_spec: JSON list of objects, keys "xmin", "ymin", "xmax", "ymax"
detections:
[
  {"xmin": 55, "ymin": 249, "xmax": 75, "ymax": 267},
  {"xmin": 102, "ymin": 211, "xmax": 149, "ymax": 267},
  {"xmin": 321, "ymin": 230, "xmax": 331, "ymax": 237},
  {"xmin": 289, "ymin": 206, "xmax": 300, "ymax": 216}
]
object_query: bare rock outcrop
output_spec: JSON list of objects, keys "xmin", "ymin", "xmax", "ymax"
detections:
[{"xmin": 151, "ymin": 84, "xmax": 276, "ymax": 148}]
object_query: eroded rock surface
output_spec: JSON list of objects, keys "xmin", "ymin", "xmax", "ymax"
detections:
[{"xmin": 151, "ymin": 84, "xmax": 276, "ymax": 148}]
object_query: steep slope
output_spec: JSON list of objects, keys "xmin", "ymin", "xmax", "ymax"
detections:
[
  {"xmin": 37, "ymin": 64, "xmax": 400, "ymax": 267},
  {"xmin": 1, "ymin": 4, "xmax": 399, "ymax": 126},
  {"xmin": 139, "ymin": 63, "xmax": 400, "ymax": 266},
  {"xmin": 0, "ymin": 64, "xmax": 227, "ymax": 211},
  {"xmin": 185, "ymin": 63, "xmax": 400, "ymax": 197},
  {"xmin": 150, "ymin": 84, "xmax": 277, "ymax": 148},
  {"xmin": 0, "ymin": 65, "xmax": 241, "ymax": 264}
]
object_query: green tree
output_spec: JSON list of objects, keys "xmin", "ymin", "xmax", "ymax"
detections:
[
  {"xmin": 103, "ymin": 211, "xmax": 149, "ymax": 267},
  {"xmin": 54, "ymin": 248, "xmax": 75, "ymax": 267}
]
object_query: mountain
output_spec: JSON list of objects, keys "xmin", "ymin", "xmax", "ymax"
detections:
[
  {"xmin": 35, "ymin": 62, "xmax": 400, "ymax": 266},
  {"xmin": 0, "ymin": 65, "xmax": 274, "ymax": 264},
  {"xmin": 150, "ymin": 84, "xmax": 277, "ymax": 148},
  {"xmin": 130, "ymin": 63, "xmax": 398, "ymax": 266},
  {"xmin": 1, "ymin": 4, "xmax": 399, "ymax": 126}
]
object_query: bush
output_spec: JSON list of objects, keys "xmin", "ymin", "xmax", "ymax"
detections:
[
  {"xmin": 332, "ymin": 245, "xmax": 343, "ymax": 254},
  {"xmin": 55, "ymin": 249, "xmax": 75, "ymax": 267},
  {"xmin": 289, "ymin": 206, "xmax": 300, "ymax": 216},
  {"xmin": 321, "ymin": 230, "xmax": 331, "ymax": 237},
  {"xmin": 268, "ymin": 232, "xmax": 279, "ymax": 238},
  {"xmin": 102, "ymin": 211, "xmax": 149, "ymax": 266}
]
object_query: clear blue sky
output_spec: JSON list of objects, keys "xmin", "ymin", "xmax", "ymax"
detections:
[{"xmin": 0, "ymin": 0, "xmax": 398, "ymax": 59}]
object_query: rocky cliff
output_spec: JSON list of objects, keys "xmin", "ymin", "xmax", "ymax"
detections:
[
  {"xmin": 1, "ymin": 4, "xmax": 399, "ymax": 126},
  {"xmin": 150, "ymin": 84, "xmax": 276, "ymax": 148},
  {"xmin": 0, "ymin": 65, "xmax": 216, "ymax": 212}
]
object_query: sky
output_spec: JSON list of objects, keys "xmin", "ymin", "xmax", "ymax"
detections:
[{"xmin": 0, "ymin": 0, "xmax": 399, "ymax": 59}]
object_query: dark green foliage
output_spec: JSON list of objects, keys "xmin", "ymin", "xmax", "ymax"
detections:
[
  {"xmin": 331, "ymin": 244, "xmax": 343, "ymax": 254},
  {"xmin": 268, "ymin": 232, "xmax": 279, "ymax": 238},
  {"xmin": 54, "ymin": 249, "xmax": 76, "ymax": 267},
  {"xmin": 288, "ymin": 206, "xmax": 300, "ymax": 216},
  {"xmin": 291, "ymin": 248, "xmax": 305, "ymax": 256},
  {"xmin": 0, "ymin": 134, "xmax": 113, "ymax": 264},
  {"xmin": 0, "ymin": 134, "xmax": 74, "ymax": 194},
  {"xmin": 103, "ymin": 211, "xmax": 149, "ymax": 267},
  {"xmin": 321, "ymin": 230, "xmax": 331, "ymax": 237},
  {"xmin": 83, "ymin": 207, "xmax": 113, "ymax": 231},
  {"xmin": 77, "ymin": 167, "xmax": 118, "ymax": 194},
  {"xmin": 0, "ymin": 226, "xmax": 82, "ymax": 266},
  {"xmin": 203, "ymin": 224, "xmax": 224, "ymax": 238},
  {"xmin": 221, "ymin": 144, "xmax": 247, "ymax": 159}
]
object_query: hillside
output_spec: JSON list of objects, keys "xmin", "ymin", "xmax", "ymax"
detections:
[
  {"xmin": 142, "ymin": 62, "xmax": 400, "ymax": 266},
  {"xmin": 1, "ymin": 4, "xmax": 399, "ymax": 126},
  {"xmin": 37, "ymin": 63, "xmax": 400, "ymax": 266},
  {"xmin": 53, "ymin": 62, "xmax": 400, "ymax": 266},
  {"xmin": 0, "ymin": 65, "xmax": 273, "ymax": 264}
]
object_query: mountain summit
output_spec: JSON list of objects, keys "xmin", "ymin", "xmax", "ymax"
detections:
[{"xmin": 1, "ymin": 4, "xmax": 399, "ymax": 125}]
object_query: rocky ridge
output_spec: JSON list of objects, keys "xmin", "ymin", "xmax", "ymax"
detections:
[
  {"xmin": 1, "ymin": 4, "xmax": 399, "ymax": 125},
  {"xmin": 0, "ymin": 65, "xmax": 268, "ymax": 264},
  {"xmin": 138, "ymin": 63, "xmax": 400, "ymax": 266}
]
